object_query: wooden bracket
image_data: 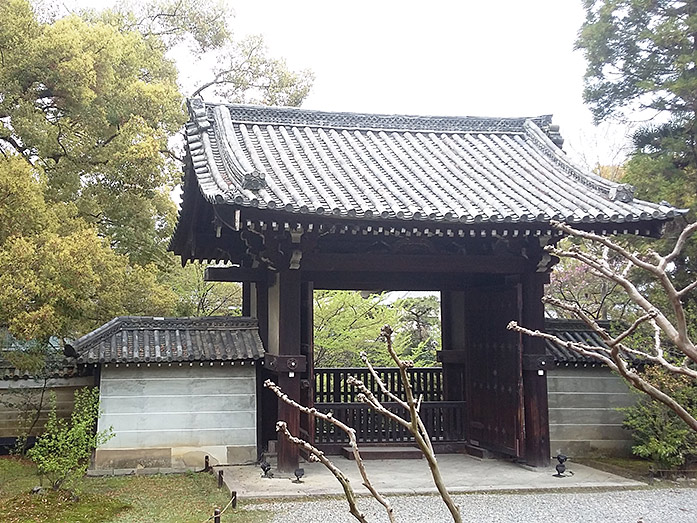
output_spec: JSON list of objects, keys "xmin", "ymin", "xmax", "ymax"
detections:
[
  {"xmin": 264, "ymin": 354, "xmax": 307, "ymax": 373},
  {"xmin": 522, "ymin": 354, "xmax": 550, "ymax": 371}
]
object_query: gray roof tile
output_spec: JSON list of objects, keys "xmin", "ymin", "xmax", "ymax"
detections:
[
  {"xmin": 545, "ymin": 319, "xmax": 621, "ymax": 365},
  {"xmin": 71, "ymin": 316, "xmax": 265, "ymax": 364},
  {"xmin": 183, "ymin": 100, "xmax": 684, "ymax": 226}
]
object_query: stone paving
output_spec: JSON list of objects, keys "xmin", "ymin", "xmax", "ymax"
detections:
[{"xmin": 218, "ymin": 453, "xmax": 645, "ymax": 500}]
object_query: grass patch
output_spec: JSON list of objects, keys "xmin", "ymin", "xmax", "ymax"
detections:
[
  {"xmin": 578, "ymin": 456, "xmax": 653, "ymax": 481},
  {"xmin": 0, "ymin": 456, "xmax": 270, "ymax": 522}
]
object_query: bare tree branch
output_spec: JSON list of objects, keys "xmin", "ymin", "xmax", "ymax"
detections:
[
  {"xmin": 275, "ymin": 421, "xmax": 368, "ymax": 523},
  {"xmin": 548, "ymin": 222, "xmax": 697, "ymax": 362},
  {"xmin": 513, "ymin": 220, "xmax": 697, "ymax": 434},
  {"xmin": 265, "ymin": 380, "xmax": 395, "ymax": 523}
]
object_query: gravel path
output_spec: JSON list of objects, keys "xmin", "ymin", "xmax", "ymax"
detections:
[{"xmin": 248, "ymin": 488, "xmax": 696, "ymax": 522}]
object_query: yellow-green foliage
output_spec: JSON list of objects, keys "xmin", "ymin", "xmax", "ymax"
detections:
[
  {"xmin": 0, "ymin": 156, "xmax": 177, "ymax": 340},
  {"xmin": 27, "ymin": 388, "xmax": 113, "ymax": 492}
]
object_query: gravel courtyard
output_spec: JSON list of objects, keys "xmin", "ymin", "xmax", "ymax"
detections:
[{"xmin": 248, "ymin": 488, "xmax": 696, "ymax": 522}]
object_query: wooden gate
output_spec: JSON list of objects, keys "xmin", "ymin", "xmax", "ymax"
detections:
[{"xmin": 464, "ymin": 284, "xmax": 524, "ymax": 457}]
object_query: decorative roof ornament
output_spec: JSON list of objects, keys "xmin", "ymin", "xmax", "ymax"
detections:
[
  {"xmin": 188, "ymin": 98, "xmax": 210, "ymax": 131},
  {"xmin": 608, "ymin": 184, "xmax": 635, "ymax": 203},
  {"xmin": 242, "ymin": 171, "xmax": 267, "ymax": 191},
  {"xmin": 544, "ymin": 123, "xmax": 565, "ymax": 148}
]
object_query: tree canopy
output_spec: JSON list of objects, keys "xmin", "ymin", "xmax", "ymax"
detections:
[
  {"xmin": 313, "ymin": 291, "xmax": 441, "ymax": 368},
  {"xmin": 577, "ymin": 0, "xmax": 697, "ymax": 212},
  {"xmin": 577, "ymin": 0, "xmax": 697, "ymax": 123},
  {"xmin": 0, "ymin": 155, "xmax": 176, "ymax": 339},
  {"xmin": 577, "ymin": 0, "xmax": 697, "ymax": 307},
  {"xmin": 0, "ymin": 0, "xmax": 313, "ymax": 341}
]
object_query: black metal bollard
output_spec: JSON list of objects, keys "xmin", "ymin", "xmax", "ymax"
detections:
[
  {"xmin": 218, "ymin": 469, "xmax": 224, "ymax": 489},
  {"xmin": 213, "ymin": 507, "xmax": 221, "ymax": 523},
  {"xmin": 231, "ymin": 491, "xmax": 237, "ymax": 509}
]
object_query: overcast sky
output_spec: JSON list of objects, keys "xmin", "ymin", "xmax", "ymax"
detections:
[
  {"xmin": 227, "ymin": 1, "xmax": 629, "ymax": 167},
  {"xmin": 73, "ymin": 0, "xmax": 628, "ymax": 167}
]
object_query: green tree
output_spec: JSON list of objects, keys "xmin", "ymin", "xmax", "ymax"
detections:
[
  {"xmin": 577, "ymin": 0, "xmax": 697, "ymax": 124},
  {"xmin": 313, "ymin": 292, "xmax": 443, "ymax": 368},
  {"xmin": 576, "ymin": 0, "xmax": 697, "ymax": 316},
  {"xmin": 623, "ymin": 366, "xmax": 697, "ymax": 469},
  {"xmin": 314, "ymin": 291, "xmax": 398, "ymax": 367},
  {"xmin": 0, "ymin": 0, "xmax": 312, "ymax": 340},
  {"xmin": 28, "ymin": 387, "xmax": 113, "ymax": 492},
  {"xmin": 392, "ymin": 296, "xmax": 441, "ymax": 367},
  {"xmin": 0, "ymin": 156, "xmax": 176, "ymax": 340},
  {"xmin": 576, "ymin": 1, "xmax": 697, "ymax": 220},
  {"xmin": 0, "ymin": 0, "xmax": 184, "ymax": 267},
  {"xmin": 170, "ymin": 264, "xmax": 242, "ymax": 317}
]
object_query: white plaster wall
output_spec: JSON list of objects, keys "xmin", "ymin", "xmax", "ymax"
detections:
[
  {"xmin": 548, "ymin": 366, "xmax": 635, "ymax": 457},
  {"xmin": 97, "ymin": 363, "xmax": 257, "ymax": 466}
]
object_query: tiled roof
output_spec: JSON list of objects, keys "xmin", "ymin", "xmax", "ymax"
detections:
[
  {"xmin": 544, "ymin": 319, "xmax": 612, "ymax": 365},
  {"xmin": 0, "ymin": 330, "xmax": 84, "ymax": 380},
  {"xmin": 70, "ymin": 316, "xmax": 265, "ymax": 364},
  {"xmin": 182, "ymin": 100, "xmax": 684, "ymax": 226},
  {"xmin": 0, "ymin": 355, "xmax": 84, "ymax": 380}
]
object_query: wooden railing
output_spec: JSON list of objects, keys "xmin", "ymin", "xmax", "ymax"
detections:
[
  {"xmin": 313, "ymin": 367, "xmax": 464, "ymax": 447},
  {"xmin": 314, "ymin": 367, "xmax": 444, "ymax": 403},
  {"xmin": 314, "ymin": 401, "xmax": 466, "ymax": 445}
]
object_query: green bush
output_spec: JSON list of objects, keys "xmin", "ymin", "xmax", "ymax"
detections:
[
  {"xmin": 622, "ymin": 367, "xmax": 697, "ymax": 470},
  {"xmin": 27, "ymin": 387, "xmax": 113, "ymax": 491}
]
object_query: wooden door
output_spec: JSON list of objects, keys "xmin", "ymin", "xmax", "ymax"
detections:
[{"xmin": 464, "ymin": 284, "xmax": 524, "ymax": 457}]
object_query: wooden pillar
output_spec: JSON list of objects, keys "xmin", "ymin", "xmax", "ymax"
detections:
[
  {"xmin": 242, "ymin": 282, "xmax": 252, "ymax": 316},
  {"xmin": 277, "ymin": 270, "xmax": 302, "ymax": 472},
  {"xmin": 256, "ymin": 279, "xmax": 277, "ymax": 454},
  {"xmin": 521, "ymin": 272, "xmax": 551, "ymax": 467},
  {"xmin": 299, "ymin": 281, "xmax": 314, "ymax": 448},
  {"xmin": 439, "ymin": 290, "xmax": 466, "ymax": 403}
]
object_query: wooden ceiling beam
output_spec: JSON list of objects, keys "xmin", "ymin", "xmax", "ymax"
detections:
[
  {"xmin": 301, "ymin": 253, "xmax": 530, "ymax": 274},
  {"xmin": 205, "ymin": 266, "xmax": 269, "ymax": 282}
]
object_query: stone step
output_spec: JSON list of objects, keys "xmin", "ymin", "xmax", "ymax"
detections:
[{"xmin": 342, "ymin": 446, "xmax": 423, "ymax": 460}]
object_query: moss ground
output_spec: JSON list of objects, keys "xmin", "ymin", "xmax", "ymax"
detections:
[{"xmin": 0, "ymin": 456, "xmax": 270, "ymax": 522}]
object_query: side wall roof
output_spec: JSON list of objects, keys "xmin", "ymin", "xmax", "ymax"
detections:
[{"xmin": 70, "ymin": 316, "xmax": 265, "ymax": 364}]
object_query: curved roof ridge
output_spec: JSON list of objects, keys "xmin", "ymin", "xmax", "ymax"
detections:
[{"xmin": 191, "ymin": 99, "xmax": 553, "ymax": 134}]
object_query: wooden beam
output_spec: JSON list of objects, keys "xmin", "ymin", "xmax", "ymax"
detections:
[
  {"xmin": 205, "ymin": 266, "xmax": 268, "ymax": 282},
  {"xmin": 301, "ymin": 253, "xmax": 529, "ymax": 274},
  {"xmin": 305, "ymin": 271, "xmax": 502, "ymax": 291}
]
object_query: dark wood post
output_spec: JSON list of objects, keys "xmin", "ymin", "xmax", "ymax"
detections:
[
  {"xmin": 256, "ymin": 278, "xmax": 276, "ymax": 453},
  {"xmin": 521, "ymin": 272, "xmax": 551, "ymax": 467},
  {"xmin": 242, "ymin": 281, "xmax": 252, "ymax": 316},
  {"xmin": 277, "ymin": 269, "xmax": 302, "ymax": 472},
  {"xmin": 299, "ymin": 281, "xmax": 315, "ymax": 447},
  {"xmin": 439, "ymin": 290, "xmax": 466, "ymax": 403}
]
